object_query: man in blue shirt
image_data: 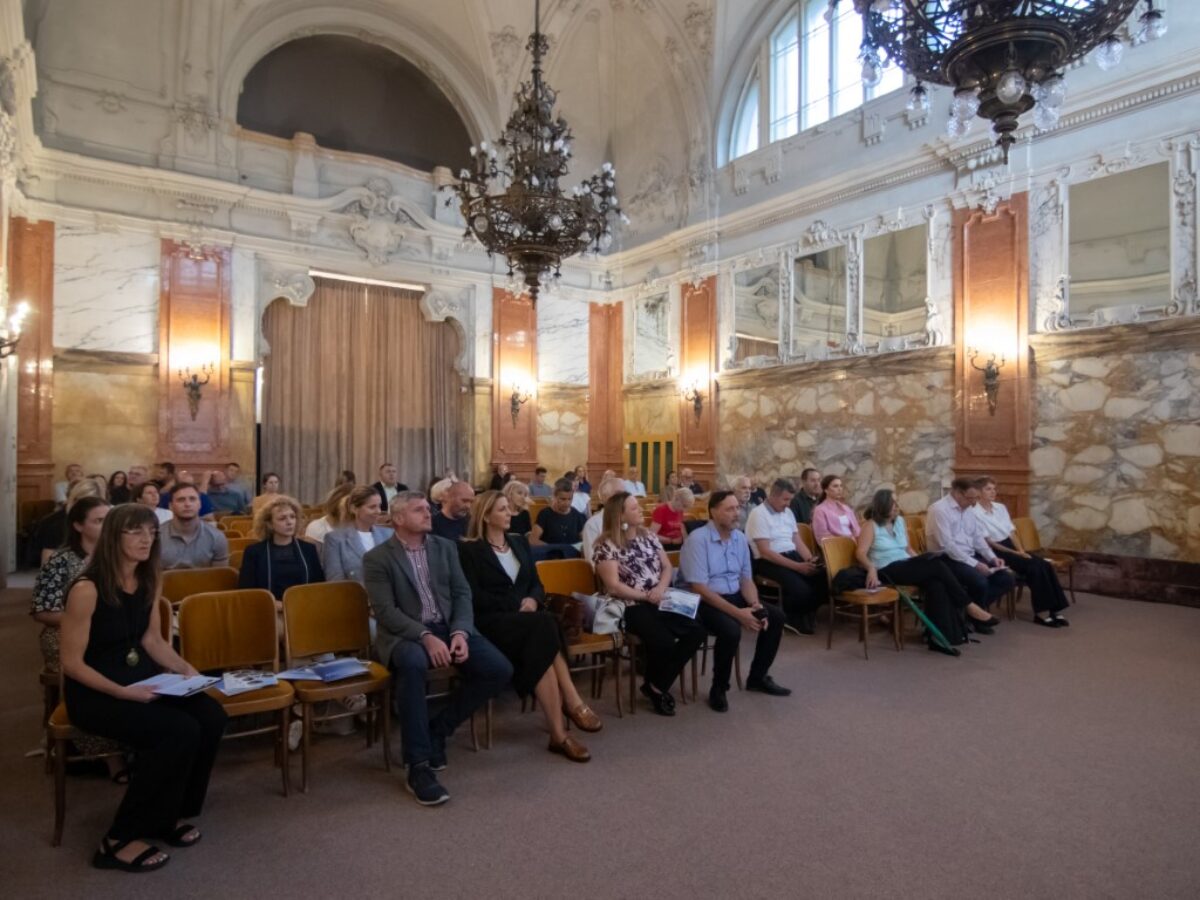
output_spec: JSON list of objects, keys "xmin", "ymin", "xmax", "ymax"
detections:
[{"xmin": 680, "ymin": 490, "xmax": 791, "ymax": 713}]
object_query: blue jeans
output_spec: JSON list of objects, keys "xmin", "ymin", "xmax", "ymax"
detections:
[{"xmin": 389, "ymin": 624, "xmax": 512, "ymax": 767}]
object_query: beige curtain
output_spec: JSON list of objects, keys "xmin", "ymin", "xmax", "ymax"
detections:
[{"xmin": 262, "ymin": 278, "xmax": 462, "ymax": 503}]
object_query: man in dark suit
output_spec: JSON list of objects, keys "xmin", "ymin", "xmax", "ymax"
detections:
[
  {"xmin": 363, "ymin": 491, "xmax": 512, "ymax": 807},
  {"xmin": 371, "ymin": 462, "xmax": 408, "ymax": 512},
  {"xmin": 788, "ymin": 467, "xmax": 822, "ymax": 525}
]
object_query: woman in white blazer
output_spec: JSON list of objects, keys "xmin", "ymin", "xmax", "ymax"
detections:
[{"xmin": 324, "ymin": 485, "xmax": 393, "ymax": 583}]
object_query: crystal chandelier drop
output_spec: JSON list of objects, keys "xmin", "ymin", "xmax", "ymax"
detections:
[
  {"xmin": 444, "ymin": 0, "xmax": 625, "ymax": 304},
  {"xmin": 831, "ymin": 1, "xmax": 1169, "ymax": 161}
]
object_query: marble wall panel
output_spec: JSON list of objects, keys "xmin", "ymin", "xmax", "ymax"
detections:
[
  {"xmin": 537, "ymin": 295, "xmax": 589, "ymax": 385},
  {"xmin": 537, "ymin": 385, "xmax": 589, "ymax": 478},
  {"xmin": 53, "ymin": 225, "xmax": 160, "ymax": 353},
  {"xmin": 52, "ymin": 367, "xmax": 159, "ymax": 478},
  {"xmin": 624, "ymin": 385, "xmax": 677, "ymax": 438},
  {"xmin": 471, "ymin": 381, "xmax": 491, "ymax": 487}
]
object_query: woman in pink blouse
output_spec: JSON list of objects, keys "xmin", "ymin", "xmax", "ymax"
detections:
[{"xmin": 811, "ymin": 475, "xmax": 861, "ymax": 544}]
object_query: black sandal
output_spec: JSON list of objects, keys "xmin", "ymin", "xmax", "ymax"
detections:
[
  {"xmin": 92, "ymin": 837, "xmax": 170, "ymax": 873},
  {"xmin": 162, "ymin": 823, "xmax": 202, "ymax": 848},
  {"xmin": 110, "ymin": 768, "xmax": 130, "ymax": 785}
]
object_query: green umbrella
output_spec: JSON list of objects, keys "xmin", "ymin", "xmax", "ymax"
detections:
[{"xmin": 888, "ymin": 583, "xmax": 960, "ymax": 656}]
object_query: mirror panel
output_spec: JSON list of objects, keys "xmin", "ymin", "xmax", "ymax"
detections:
[
  {"xmin": 630, "ymin": 292, "xmax": 672, "ymax": 378},
  {"xmin": 791, "ymin": 245, "xmax": 847, "ymax": 357},
  {"xmin": 733, "ymin": 264, "xmax": 781, "ymax": 364},
  {"xmin": 862, "ymin": 224, "xmax": 928, "ymax": 348}
]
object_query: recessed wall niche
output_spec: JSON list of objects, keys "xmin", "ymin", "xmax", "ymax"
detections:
[
  {"xmin": 862, "ymin": 224, "xmax": 928, "ymax": 351},
  {"xmin": 791, "ymin": 245, "xmax": 846, "ymax": 358}
]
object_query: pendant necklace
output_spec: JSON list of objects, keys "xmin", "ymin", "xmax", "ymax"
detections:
[{"xmin": 122, "ymin": 586, "xmax": 140, "ymax": 667}]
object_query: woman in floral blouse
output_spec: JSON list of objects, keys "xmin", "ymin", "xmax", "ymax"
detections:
[{"xmin": 593, "ymin": 492, "xmax": 706, "ymax": 716}]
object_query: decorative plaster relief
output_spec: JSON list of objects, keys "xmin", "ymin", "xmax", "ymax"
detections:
[{"xmin": 338, "ymin": 177, "xmax": 425, "ymax": 265}]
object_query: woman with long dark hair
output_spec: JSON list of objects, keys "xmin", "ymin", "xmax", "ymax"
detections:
[
  {"xmin": 107, "ymin": 471, "xmax": 131, "ymax": 504},
  {"xmin": 60, "ymin": 503, "xmax": 227, "ymax": 872}
]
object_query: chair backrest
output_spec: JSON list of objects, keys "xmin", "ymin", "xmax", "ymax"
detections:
[
  {"xmin": 178, "ymin": 589, "xmax": 279, "ymax": 672},
  {"xmin": 226, "ymin": 536, "xmax": 255, "ymax": 553},
  {"xmin": 222, "ymin": 527, "xmax": 245, "ymax": 538},
  {"xmin": 156, "ymin": 595, "xmax": 173, "ymax": 642},
  {"xmin": 797, "ymin": 522, "xmax": 817, "ymax": 555},
  {"xmin": 220, "ymin": 516, "xmax": 252, "ymax": 533},
  {"xmin": 230, "ymin": 549, "xmax": 245, "ymax": 571},
  {"xmin": 820, "ymin": 536, "xmax": 858, "ymax": 593},
  {"xmin": 908, "ymin": 519, "xmax": 927, "ymax": 554},
  {"xmin": 161, "ymin": 566, "xmax": 240, "ymax": 605},
  {"xmin": 666, "ymin": 550, "xmax": 681, "ymax": 569},
  {"xmin": 536, "ymin": 559, "xmax": 599, "ymax": 595},
  {"xmin": 282, "ymin": 582, "xmax": 371, "ymax": 666},
  {"xmin": 1012, "ymin": 517, "xmax": 1042, "ymax": 552}
]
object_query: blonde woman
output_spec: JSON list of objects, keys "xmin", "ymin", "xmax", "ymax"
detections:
[
  {"xmin": 238, "ymin": 495, "xmax": 324, "ymax": 606},
  {"xmin": 501, "ymin": 480, "xmax": 533, "ymax": 535},
  {"xmin": 458, "ymin": 491, "xmax": 600, "ymax": 762},
  {"xmin": 323, "ymin": 485, "xmax": 391, "ymax": 583},
  {"xmin": 593, "ymin": 492, "xmax": 706, "ymax": 716},
  {"xmin": 304, "ymin": 482, "xmax": 355, "ymax": 545}
]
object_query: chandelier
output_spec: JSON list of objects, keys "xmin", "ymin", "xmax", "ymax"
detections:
[
  {"xmin": 445, "ymin": 0, "xmax": 624, "ymax": 304},
  {"xmin": 833, "ymin": 1, "xmax": 1168, "ymax": 161}
]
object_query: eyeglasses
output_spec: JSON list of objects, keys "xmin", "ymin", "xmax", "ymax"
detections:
[{"xmin": 122, "ymin": 526, "xmax": 159, "ymax": 539}]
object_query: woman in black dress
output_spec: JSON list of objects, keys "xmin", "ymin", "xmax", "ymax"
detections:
[
  {"xmin": 60, "ymin": 503, "xmax": 227, "ymax": 873},
  {"xmin": 458, "ymin": 491, "xmax": 601, "ymax": 763},
  {"xmin": 239, "ymin": 495, "xmax": 325, "ymax": 607}
]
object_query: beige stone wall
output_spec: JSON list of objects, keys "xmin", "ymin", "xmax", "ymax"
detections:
[
  {"xmin": 536, "ymin": 384, "xmax": 588, "ymax": 477},
  {"xmin": 1030, "ymin": 320, "xmax": 1200, "ymax": 562},
  {"xmin": 716, "ymin": 348, "xmax": 956, "ymax": 514},
  {"xmin": 52, "ymin": 360, "xmax": 159, "ymax": 479},
  {"xmin": 624, "ymin": 383, "xmax": 677, "ymax": 438},
  {"xmin": 469, "ymin": 380, "xmax": 491, "ymax": 486}
]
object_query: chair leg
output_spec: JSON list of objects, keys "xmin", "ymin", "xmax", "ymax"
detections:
[
  {"xmin": 691, "ymin": 651, "xmax": 699, "ymax": 700},
  {"xmin": 301, "ymin": 703, "xmax": 311, "ymax": 794},
  {"xmin": 892, "ymin": 600, "xmax": 902, "ymax": 651},
  {"xmin": 827, "ymin": 597, "xmax": 836, "ymax": 650},
  {"xmin": 861, "ymin": 606, "xmax": 869, "ymax": 660},
  {"xmin": 700, "ymin": 640, "xmax": 709, "ymax": 676},
  {"xmin": 628, "ymin": 645, "xmax": 637, "ymax": 716},
  {"xmin": 469, "ymin": 711, "xmax": 479, "ymax": 751},
  {"xmin": 280, "ymin": 707, "xmax": 291, "ymax": 798},
  {"xmin": 1068, "ymin": 566, "xmax": 1077, "ymax": 604},
  {"xmin": 733, "ymin": 645, "xmax": 743, "ymax": 691},
  {"xmin": 52, "ymin": 736, "xmax": 66, "ymax": 847},
  {"xmin": 612, "ymin": 651, "xmax": 622, "ymax": 719},
  {"xmin": 381, "ymin": 689, "xmax": 392, "ymax": 772}
]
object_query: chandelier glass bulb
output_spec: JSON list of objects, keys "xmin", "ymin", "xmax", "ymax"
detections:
[
  {"xmin": 1138, "ymin": 6, "xmax": 1167, "ymax": 42},
  {"xmin": 1039, "ymin": 75, "xmax": 1068, "ymax": 109},
  {"xmin": 907, "ymin": 82, "xmax": 930, "ymax": 113},
  {"xmin": 1093, "ymin": 35, "xmax": 1125, "ymax": 70},
  {"xmin": 995, "ymin": 68, "xmax": 1028, "ymax": 105},
  {"xmin": 859, "ymin": 47, "xmax": 883, "ymax": 88},
  {"xmin": 951, "ymin": 88, "xmax": 980, "ymax": 121},
  {"xmin": 1032, "ymin": 101, "xmax": 1061, "ymax": 132},
  {"xmin": 946, "ymin": 113, "xmax": 969, "ymax": 139}
]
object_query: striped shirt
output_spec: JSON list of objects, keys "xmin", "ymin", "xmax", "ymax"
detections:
[{"xmin": 402, "ymin": 540, "xmax": 444, "ymax": 626}]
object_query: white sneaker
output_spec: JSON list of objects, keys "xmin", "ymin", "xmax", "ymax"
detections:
[
  {"xmin": 341, "ymin": 693, "xmax": 368, "ymax": 713},
  {"xmin": 287, "ymin": 719, "xmax": 303, "ymax": 752}
]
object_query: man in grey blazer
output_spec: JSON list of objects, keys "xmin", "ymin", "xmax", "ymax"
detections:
[{"xmin": 363, "ymin": 490, "xmax": 512, "ymax": 806}]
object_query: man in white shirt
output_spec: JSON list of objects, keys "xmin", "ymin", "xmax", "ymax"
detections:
[
  {"xmin": 731, "ymin": 475, "xmax": 756, "ymax": 531},
  {"xmin": 926, "ymin": 477, "xmax": 1014, "ymax": 618},
  {"xmin": 745, "ymin": 478, "xmax": 826, "ymax": 634},
  {"xmin": 53, "ymin": 463, "xmax": 84, "ymax": 505},
  {"xmin": 372, "ymin": 462, "xmax": 409, "ymax": 512},
  {"xmin": 622, "ymin": 466, "xmax": 647, "ymax": 498},
  {"xmin": 582, "ymin": 475, "xmax": 627, "ymax": 564}
]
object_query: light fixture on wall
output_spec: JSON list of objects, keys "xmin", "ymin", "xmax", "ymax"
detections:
[
  {"xmin": 0, "ymin": 301, "xmax": 30, "ymax": 359},
  {"xmin": 831, "ymin": 1, "xmax": 1162, "ymax": 162},
  {"xmin": 509, "ymin": 376, "xmax": 534, "ymax": 427},
  {"xmin": 969, "ymin": 349, "xmax": 1005, "ymax": 416},
  {"xmin": 443, "ymin": 0, "xmax": 625, "ymax": 305},
  {"xmin": 179, "ymin": 362, "xmax": 214, "ymax": 420},
  {"xmin": 680, "ymin": 374, "xmax": 705, "ymax": 424}
]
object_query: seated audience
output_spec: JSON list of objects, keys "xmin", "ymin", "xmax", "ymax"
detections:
[
  {"xmin": 458, "ymin": 492, "xmax": 600, "ymax": 762},
  {"xmin": 926, "ymin": 477, "xmax": 1015, "ymax": 615},
  {"xmin": 371, "ymin": 462, "xmax": 408, "ymax": 512},
  {"xmin": 680, "ymin": 467, "xmax": 705, "ymax": 495},
  {"xmin": 153, "ymin": 462, "xmax": 177, "ymax": 494},
  {"xmin": 225, "ymin": 462, "xmax": 253, "ymax": 510},
  {"xmin": 54, "ymin": 462, "xmax": 85, "ymax": 504},
  {"xmin": 135, "ymin": 482, "xmax": 174, "ymax": 526},
  {"xmin": 429, "ymin": 477, "xmax": 455, "ymax": 506},
  {"xmin": 159, "ymin": 485, "xmax": 230, "ymax": 570},
  {"xmin": 731, "ymin": 475, "xmax": 756, "ymax": 530},
  {"xmin": 126, "ymin": 465, "xmax": 148, "ymax": 494},
  {"xmin": 856, "ymin": 489, "xmax": 999, "ymax": 652},
  {"xmin": 569, "ymin": 474, "xmax": 592, "ymax": 515},
  {"xmin": 205, "ymin": 469, "xmax": 244, "ymax": 516},
  {"xmin": 528, "ymin": 466, "xmax": 553, "ymax": 498},
  {"xmin": 659, "ymin": 470, "xmax": 680, "ymax": 503},
  {"xmin": 622, "ymin": 466, "xmax": 647, "ymax": 498},
  {"xmin": 363, "ymin": 491, "xmax": 512, "ymax": 806},
  {"xmin": 108, "ymin": 471, "xmax": 131, "ymax": 505},
  {"xmin": 431, "ymin": 480, "xmax": 474, "ymax": 541},
  {"xmin": 749, "ymin": 480, "xmax": 767, "ymax": 506},
  {"xmin": 682, "ymin": 490, "xmax": 791, "ymax": 712},
  {"xmin": 30, "ymin": 495, "xmax": 126, "ymax": 778},
  {"xmin": 34, "ymin": 480, "xmax": 105, "ymax": 566},
  {"xmin": 972, "ymin": 476, "xmax": 1070, "ymax": 627},
  {"xmin": 159, "ymin": 471, "xmax": 215, "ymax": 519},
  {"xmin": 488, "ymin": 463, "xmax": 514, "ymax": 491},
  {"xmin": 594, "ymin": 492, "xmax": 705, "ymax": 716},
  {"xmin": 337, "ymin": 469, "xmax": 357, "ymax": 487},
  {"xmin": 304, "ymin": 482, "xmax": 354, "ymax": 545},
  {"xmin": 502, "ymin": 480, "xmax": 533, "ymax": 535},
  {"xmin": 788, "ymin": 468, "xmax": 822, "ymax": 525},
  {"xmin": 531, "ymin": 478, "xmax": 587, "ymax": 559},
  {"xmin": 581, "ymin": 475, "xmax": 627, "ymax": 564},
  {"xmin": 650, "ymin": 487, "xmax": 695, "ymax": 549},
  {"xmin": 323, "ymin": 486, "xmax": 391, "ymax": 582},
  {"xmin": 60, "ymin": 503, "xmax": 226, "ymax": 873},
  {"xmin": 239, "ymin": 495, "xmax": 325, "ymax": 606},
  {"xmin": 250, "ymin": 472, "xmax": 282, "ymax": 515},
  {"xmin": 811, "ymin": 475, "xmax": 861, "ymax": 544},
  {"xmin": 745, "ymin": 478, "xmax": 826, "ymax": 634},
  {"xmin": 574, "ymin": 466, "xmax": 591, "ymax": 494}
]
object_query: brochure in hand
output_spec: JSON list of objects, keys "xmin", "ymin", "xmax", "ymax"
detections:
[
  {"xmin": 218, "ymin": 669, "xmax": 280, "ymax": 696},
  {"xmin": 658, "ymin": 588, "xmax": 701, "ymax": 619},
  {"xmin": 277, "ymin": 658, "xmax": 370, "ymax": 682},
  {"xmin": 131, "ymin": 673, "xmax": 219, "ymax": 698}
]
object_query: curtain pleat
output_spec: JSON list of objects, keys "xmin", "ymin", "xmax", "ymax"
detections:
[{"xmin": 261, "ymin": 278, "xmax": 462, "ymax": 503}]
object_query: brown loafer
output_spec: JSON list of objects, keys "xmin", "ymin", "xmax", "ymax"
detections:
[
  {"xmin": 565, "ymin": 703, "xmax": 603, "ymax": 733},
  {"xmin": 548, "ymin": 735, "xmax": 590, "ymax": 763}
]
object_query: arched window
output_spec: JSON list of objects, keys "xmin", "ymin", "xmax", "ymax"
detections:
[
  {"xmin": 730, "ymin": 1, "xmax": 904, "ymax": 160},
  {"xmin": 237, "ymin": 35, "xmax": 472, "ymax": 172}
]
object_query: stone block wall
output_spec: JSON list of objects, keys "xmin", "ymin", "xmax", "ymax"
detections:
[{"xmin": 536, "ymin": 385, "xmax": 589, "ymax": 478}]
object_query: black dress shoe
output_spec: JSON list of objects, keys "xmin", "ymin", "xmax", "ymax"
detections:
[
  {"xmin": 745, "ymin": 675, "xmax": 792, "ymax": 697},
  {"xmin": 981, "ymin": 615, "xmax": 1001, "ymax": 627},
  {"xmin": 708, "ymin": 687, "xmax": 728, "ymax": 713},
  {"xmin": 640, "ymin": 683, "xmax": 676, "ymax": 716},
  {"xmin": 927, "ymin": 641, "xmax": 961, "ymax": 657},
  {"xmin": 1033, "ymin": 615, "xmax": 1058, "ymax": 628},
  {"xmin": 1051, "ymin": 615, "xmax": 1070, "ymax": 627},
  {"xmin": 971, "ymin": 621, "xmax": 994, "ymax": 635}
]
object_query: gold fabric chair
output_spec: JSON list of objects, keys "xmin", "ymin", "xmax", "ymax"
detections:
[
  {"xmin": 178, "ymin": 589, "xmax": 294, "ymax": 796},
  {"xmin": 1013, "ymin": 517, "xmax": 1077, "ymax": 604},
  {"xmin": 161, "ymin": 566, "xmax": 239, "ymax": 605},
  {"xmin": 821, "ymin": 536, "xmax": 901, "ymax": 659},
  {"xmin": 281, "ymin": 582, "xmax": 391, "ymax": 793},
  {"xmin": 225, "ymin": 536, "xmax": 255, "ymax": 554},
  {"xmin": 797, "ymin": 522, "xmax": 817, "ymax": 556},
  {"xmin": 218, "ymin": 516, "xmax": 252, "ymax": 533},
  {"xmin": 229, "ymin": 549, "xmax": 245, "ymax": 571}
]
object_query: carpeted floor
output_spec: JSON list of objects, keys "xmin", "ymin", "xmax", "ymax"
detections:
[{"xmin": 2, "ymin": 580, "xmax": 1199, "ymax": 899}]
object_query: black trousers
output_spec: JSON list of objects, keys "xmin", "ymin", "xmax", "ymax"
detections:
[
  {"xmin": 752, "ymin": 553, "xmax": 827, "ymax": 619},
  {"xmin": 878, "ymin": 555, "xmax": 971, "ymax": 645},
  {"xmin": 697, "ymin": 592, "xmax": 783, "ymax": 691},
  {"xmin": 66, "ymin": 686, "xmax": 227, "ymax": 841},
  {"xmin": 943, "ymin": 556, "xmax": 1015, "ymax": 608},
  {"xmin": 994, "ymin": 538, "xmax": 1068, "ymax": 614},
  {"xmin": 623, "ymin": 603, "xmax": 707, "ymax": 694}
]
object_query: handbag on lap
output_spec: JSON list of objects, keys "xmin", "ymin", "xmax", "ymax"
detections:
[{"xmin": 545, "ymin": 592, "xmax": 585, "ymax": 642}]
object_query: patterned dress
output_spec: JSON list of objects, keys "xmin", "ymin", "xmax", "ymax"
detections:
[{"xmin": 592, "ymin": 531, "xmax": 665, "ymax": 592}]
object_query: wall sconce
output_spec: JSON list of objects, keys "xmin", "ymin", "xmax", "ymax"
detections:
[
  {"xmin": 179, "ymin": 362, "xmax": 214, "ymax": 420},
  {"xmin": 509, "ymin": 377, "xmax": 533, "ymax": 427},
  {"xmin": 969, "ymin": 349, "xmax": 1005, "ymax": 416},
  {"xmin": 0, "ymin": 301, "xmax": 31, "ymax": 360},
  {"xmin": 680, "ymin": 375, "xmax": 705, "ymax": 424}
]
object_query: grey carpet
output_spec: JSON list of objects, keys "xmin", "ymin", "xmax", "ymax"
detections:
[{"xmin": 2, "ymin": 584, "xmax": 1199, "ymax": 899}]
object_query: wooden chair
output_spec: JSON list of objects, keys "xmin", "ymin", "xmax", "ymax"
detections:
[
  {"xmin": 797, "ymin": 522, "xmax": 817, "ymax": 556},
  {"xmin": 225, "ymin": 536, "xmax": 255, "ymax": 554},
  {"xmin": 221, "ymin": 527, "xmax": 245, "ymax": 538},
  {"xmin": 281, "ymin": 582, "xmax": 391, "ymax": 793},
  {"xmin": 666, "ymin": 550, "xmax": 681, "ymax": 569},
  {"xmin": 219, "ymin": 516, "xmax": 253, "ymax": 534},
  {"xmin": 907, "ymin": 517, "xmax": 927, "ymax": 554},
  {"xmin": 229, "ymin": 549, "xmax": 245, "ymax": 571},
  {"xmin": 178, "ymin": 589, "xmax": 295, "ymax": 796},
  {"xmin": 160, "ymin": 566, "xmax": 239, "ymax": 605},
  {"xmin": 47, "ymin": 597, "xmax": 172, "ymax": 846},
  {"xmin": 820, "ymin": 536, "xmax": 900, "ymax": 659},
  {"xmin": 1013, "ymin": 517, "xmax": 1077, "ymax": 604},
  {"xmin": 534, "ymin": 559, "xmax": 624, "ymax": 716}
]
